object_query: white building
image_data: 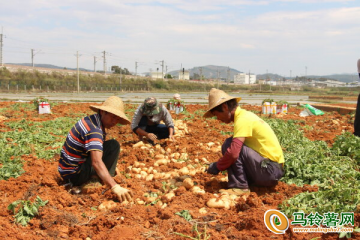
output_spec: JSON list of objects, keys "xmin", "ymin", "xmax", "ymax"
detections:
[
  {"xmin": 234, "ymin": 73, "xmax": 256, "ymax": 84},
  {"xmin": 178, "ymin": 70, "xmax": 190, "ymax": 80},
  {"xmin": 150, "ymin": 72, "xmax": 164, "ymax": 79}
]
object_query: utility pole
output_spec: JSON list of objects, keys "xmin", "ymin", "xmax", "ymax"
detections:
[
  {"xmin": 199, "ymin": 67, "xmax": 203, "ymax": 81},
  {"xmin": 227, "ymin": 67, "xmax": 230, "ymax": 83},
  {"xmin": 93, "ymin": 56, "xmax": 98, "ymax": 73},
  {"xmin": 165, "ymin": 65, "xmax": 168, "ymax": 79},
  {"xmin": 135, "ymin": 61, "xmax": 138, "ymax": 76},
  {"xmin": 102, "ymin": 51, "xmax": 106, "ymax": 75},
  {"xmin": 31, "ymin": 49, "xmax": 35, "ymax": 67},
  {"xmin": 119, "ymin": 66, "xmax": 122, "ymax": 91},
  {"xmin": 180, "ymin": 63, "xmax": 182, "ymax": 80},
  {"xmin": 76, "ymin": 51, "xmax": 80, "ymax": 93},
  {"xmin": 0, "ymin": 27, "xmax": 3, "ymax": 67},
  {"xmin": 161, "ymin": 60, "xmax": 164, "ymax": 80}
]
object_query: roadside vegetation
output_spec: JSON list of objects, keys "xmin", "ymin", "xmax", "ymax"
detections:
[{"xmin": 1, "ymin": 67, "xmax": 359, "ymax": 95}]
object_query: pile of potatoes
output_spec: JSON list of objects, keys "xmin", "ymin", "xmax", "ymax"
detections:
[
  {"xmin": 128, "ymin": 134, "xmax": 245, "ymax": 209},
  {"xmin": 174, "ymin": 120, "xmax": 189, "ymax": 137}
]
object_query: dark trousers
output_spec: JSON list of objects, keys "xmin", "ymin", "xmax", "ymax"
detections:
[
  {"xmin": 70, "ymin": 139, "xmax": 120, "ymax": 186},
  {"xmin": 354, "ymin": 94, "xmax": 360, "ymax": 137},
  {"xmin": 222, "ymin": 137, "xmax": 284, "ymax": 189},
  {"xmin": 138, "ymin": 116, "xmax": 171, "ymax": 140}
]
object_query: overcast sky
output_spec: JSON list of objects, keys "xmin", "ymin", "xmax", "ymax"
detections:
[{"xmin": 1, "ymin": 0, "xmax": 360, "ymax": 76}]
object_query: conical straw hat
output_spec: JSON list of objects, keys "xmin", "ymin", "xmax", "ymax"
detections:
[
  {"xmin": 90, "ymin": 96, "xmax": 130, "ymax": 125},
  {"xmin": 203, "ymin": 88, "xmax": 241, "ymax": 118}
]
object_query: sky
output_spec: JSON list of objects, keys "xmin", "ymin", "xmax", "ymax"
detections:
[{"xmin": 1, "ymin": 0, "xmax": 360, "ymax": 77}]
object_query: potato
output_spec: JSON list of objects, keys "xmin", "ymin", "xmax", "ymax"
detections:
[
  {"xmin": 206, "ymin": 198, "xmax": 231, "ymax": 209},
  {"xmin": 183, "ymin": 178, "xmax": 194, "ymax": 190},
  {"xmin": 166, "ymin": 148, "xmax": 172, "ymax": 153},
  {"xmin": 133, "ymin": 141, "xmax": 144, "ymax": 148},
  {"xmin": 132, "ymin": 168, "xmax": 141, "ymax": 174},
  {"xmin": 147, "ymin": 167, "xmax": 153, "ymax": 174},
  {"xmin": 137, "ymin": 199, "xmax": 145, "ymax": 205},
  {"xmin": 145, "ymin": 174, "xmax": 154, "ymax": 181},
  {"xmin": 155, "ymin": 154, "xmax": 165, "ymax": 159},
  {"xmin": 154, "ymin": 159, "xmax": 168, "ymax": 167},
  {"xmin": 163, "ymin": 173, "xmax": 171, "ymax": 179},
  {"xmin": 199, "ymin": 207, "xmax": 207, "ymax": 214},
  {"xmin": 161, "ymin": 192, "xmax": 175, "ymax": 203},
  {"xmin": 98, "ymin": 200, "xmax": 117, "ymax": 211},
  {"xmin": 170, "ymin": 171, "xmax": 179, "ymax": 178},
  {"xmin": 190, "ymin": 186, "xmax": 205, "ymax": 194},
  {"xmin": 133, "ymin": 162, "xmax": 140, "ymax": 167},
  {"xmin": 207, "ymin": 142, "xmax": 215, "ymax": 147},
  {"xmin": 178, "ymin": 167, "xmax": 189, "ymax": 175}
]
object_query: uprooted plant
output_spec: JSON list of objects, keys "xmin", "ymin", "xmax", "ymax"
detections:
[{"xmin": 8, "ymin": 196, "xmax": 48, "ymax": 226}]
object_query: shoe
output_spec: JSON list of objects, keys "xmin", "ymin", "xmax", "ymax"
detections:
[
  {"xmin": 81, "ymin": 178, "xmax": 103, "ymax": 194},
  {"xmin": 219, "ymin": 188, "xmax": 250, "ymax": 196}
]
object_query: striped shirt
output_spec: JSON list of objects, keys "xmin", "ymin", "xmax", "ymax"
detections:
[{"xmin": 58, "ymin": 114, "xmax": 105, "ymax": 179}]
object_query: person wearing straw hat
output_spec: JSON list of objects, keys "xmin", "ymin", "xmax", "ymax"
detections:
[
  {"xmin": 204, "ymin": 88, "xmax": 284, "ymax": 196},
  {"xmin": 58, "ymin": 96, "xmax": 133, "ymax": 202},
  {"xmin": 131, "ymin": 97, "xmax": 175, "ymax": 143}
]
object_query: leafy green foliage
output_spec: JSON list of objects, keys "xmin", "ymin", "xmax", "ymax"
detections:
[
  {"xmin": 8, "ymin": 196, "xmax": 48, "ymax": 226},
  {"xmin": 332, "ymin": 132, "xmax": 360, "ymax": 164},
  {"xmin": 175, "ymin": 210, "xmax": 192, "ymax": 221},
  {"xmin": 264, "ymin": 119, "xmax": 360, "ymax": 216},
  {"xmin": 0, "ymin": 116, "xmax": 76, "ymax": 180}
]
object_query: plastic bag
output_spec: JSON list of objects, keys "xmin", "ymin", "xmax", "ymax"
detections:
[{"xmin": 304, "ymin": 104, "xmax": 324, "ymax": 116}]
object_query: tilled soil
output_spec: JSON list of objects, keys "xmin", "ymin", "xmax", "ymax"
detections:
[{"xmin": 0, "ymin": 102, "xmax": 358, "ymax": 240}]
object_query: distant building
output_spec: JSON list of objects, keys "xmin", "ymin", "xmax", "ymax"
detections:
[
  {"xmin": 312, "ymin": 79, "xmax": 346, "ymax": 87},
  {"xmin": 151, "ymin": 72, "xmax": 164, "ymax": 79},
  {"xmin": 234, "ymin": 73, "xmax": 256, "ymax": 84},
  {"xmin": 178, "ymin": 70, "xmax": 190, "ymax": 80}
]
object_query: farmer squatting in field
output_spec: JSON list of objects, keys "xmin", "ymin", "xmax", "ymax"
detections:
[
  {"xmin": 204, "ymin": 88, "xmax": 285, "ymax": 195},
  {"xmin": 58, "ymin": 96, "xmax": 133, "ymax": 202},
  {"xmin": 131, "ymin": 97, "xmax": 175, "ymax": 144}
]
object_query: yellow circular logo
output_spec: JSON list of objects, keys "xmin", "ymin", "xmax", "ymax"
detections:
[{"xmin": 264, "ymin": 209, "xmax": 289, "ymax": 234}]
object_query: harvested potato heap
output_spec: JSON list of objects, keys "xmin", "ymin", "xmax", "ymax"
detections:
[
  {"xmin": 173, "ymin": 120, "xmax": 189, "ymax": 137},
  {"xmin": 123, "ymin": 125, "xmax": 243, "ymax": 210}
]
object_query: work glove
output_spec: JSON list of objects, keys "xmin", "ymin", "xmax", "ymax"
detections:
[
  {"xmin": 206, "ymin": 162, "xmax": 220, "ymax": 175},
  {"xmin": 111, "ymin": 184, "xmax": 133, "ymax": 202}
]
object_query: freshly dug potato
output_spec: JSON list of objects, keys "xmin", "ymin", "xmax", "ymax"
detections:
[
  {"xmin": 206, "ymin": 198, "xmax": 231, "ymax": 209},
  {"xmin": 161, "ymin": 192, "xmax": 175, "ymax": 203},
  {"xmin": 154, "ymin": 159, "xmax": 169, "ymax": 167},
  {"xmin": 183, "ymin": 178, "xmax": 194, "ymax": 190},
  {"xmin": 190, "ymin": 186, "xmax": 205, "ymax": 194},
  {"xmin": 133, "ymin": 141, "xmax": 144, "ymax": 148},
  {"xmin": 98, "ymin": 200, "xmax": 118, "ymax": 211},
  {"xmin": 155, "ymin": 154, "xmax": 165, "ymax": 159},
  {"xmin": 178, "ymin": 167, "xmax": 189, "ymax": 175}
]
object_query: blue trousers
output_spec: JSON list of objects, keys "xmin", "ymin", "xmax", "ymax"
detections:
[
  {"xmin": 138, "ymin": 116, "xmax": 171, "ymax": 140},
  {"xmin": 222, "ymin": 137, "xmax": 284, "ymax": 189}
]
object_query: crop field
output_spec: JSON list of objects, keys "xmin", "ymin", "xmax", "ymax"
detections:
[{"xmin": 0, "ymin": 101, "xmax": 359, "ymax": 239}]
